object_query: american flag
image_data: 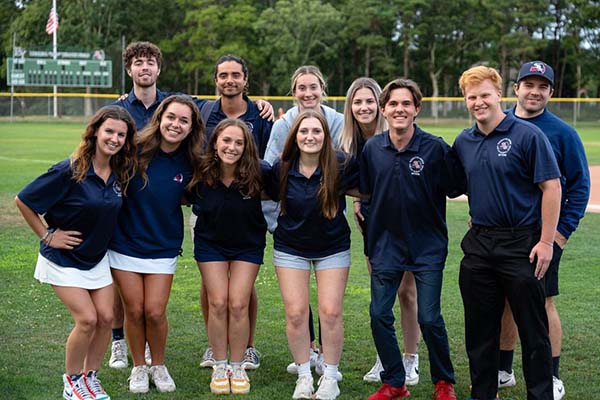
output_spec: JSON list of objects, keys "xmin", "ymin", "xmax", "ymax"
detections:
[{"xmin": 45, "ymin": 7, "xmax": 59, "ymax": 35}]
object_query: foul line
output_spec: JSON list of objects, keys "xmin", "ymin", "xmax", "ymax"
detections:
[{"xmin": 0, "ymin": 156, "xmax": 56, "ymax": 164}]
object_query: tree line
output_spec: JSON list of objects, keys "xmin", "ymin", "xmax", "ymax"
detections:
[{"xmin": 2, "ymin": 0, "xmax": 599, "ymax": 99}]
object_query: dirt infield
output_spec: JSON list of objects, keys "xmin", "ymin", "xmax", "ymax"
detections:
[{"xmin": 587, "ymin": 166, "xmax": 600, "ymax": 213}]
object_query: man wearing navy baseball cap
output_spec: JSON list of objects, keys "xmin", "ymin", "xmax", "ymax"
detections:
[{"xmin": 498, "ymin": 61, "xmax": 590, "ymax": 400}]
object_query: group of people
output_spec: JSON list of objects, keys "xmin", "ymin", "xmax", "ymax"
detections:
[{"xmin": 16, "ymin": 39, "xmax": 590, "ymax": 400}]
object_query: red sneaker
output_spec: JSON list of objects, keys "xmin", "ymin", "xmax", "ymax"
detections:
[
  {"xmin": 368, "ymin": 383, "xmax": 410, "ymax": 400},
  {"xmin": 433, "ymin": 380, "xmax": 456, "ymax": 400}
]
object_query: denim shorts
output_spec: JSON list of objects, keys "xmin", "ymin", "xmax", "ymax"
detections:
[{"xmin": 273, "ymin": 249, "xmax": 351, "ymax": 271}]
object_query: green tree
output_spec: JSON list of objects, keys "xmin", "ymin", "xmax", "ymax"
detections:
[{"xmin": 255, "ymin": 0, "xmax": 343, "ymax": 94}]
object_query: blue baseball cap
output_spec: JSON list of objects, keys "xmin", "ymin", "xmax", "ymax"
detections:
[{"xmin": 517, "ymin": 61, "xmax": 554, "ymax": 86}]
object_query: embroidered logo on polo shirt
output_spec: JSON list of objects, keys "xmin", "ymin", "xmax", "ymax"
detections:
[
  {"xmin": 112, "ymin": 181, "xmax": 122, "ymax": 197},
  {"xmin": 245, "ymin": 121, "xmax": 254, "ymax": 131},
  {"xmin": 409, "ymin": 156, "xmax": 425, "ymax": 175},
  {"xmin": 173, "ymin": 173, "xmax": 184, "ymax": 183},
  {"xmin": 496, "ymin": 138, "xmax": 512, "ymax": 157}
]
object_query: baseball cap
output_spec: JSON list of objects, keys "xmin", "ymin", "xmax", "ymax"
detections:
[{"xmin": 516, "ymin": 61, "xmax": 554, "ymax": 86}]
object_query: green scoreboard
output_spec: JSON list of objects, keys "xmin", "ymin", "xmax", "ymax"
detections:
[{"xmin": 7, "ymin": 57, "xmax": 112, "ymax": 88}]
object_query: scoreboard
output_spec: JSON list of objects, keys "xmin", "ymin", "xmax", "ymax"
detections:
[{"xmin": 7, "ymin": 57, "xmax": 112, "ymax": 88}]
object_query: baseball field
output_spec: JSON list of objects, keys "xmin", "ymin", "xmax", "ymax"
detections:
[{"xmin": 0, "ymin": 121, "xmax": 598, "ymax": 399}]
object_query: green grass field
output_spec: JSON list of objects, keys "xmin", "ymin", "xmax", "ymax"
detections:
[{"xmin": 1, "ymin": 121, "xmax": 599, "ymax": 399}]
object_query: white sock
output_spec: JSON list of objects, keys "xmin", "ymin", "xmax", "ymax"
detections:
[
  {"xmin": 323, "ymin": 362, "xmax": 339, "ymax": 379},
  {"xmin": 297, "ymin": 361, "xmax": 311, "ymax": 377}
]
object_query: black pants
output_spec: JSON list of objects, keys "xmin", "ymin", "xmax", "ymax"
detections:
[{"xmin": 459, "ymin": 225, "xmax": 552, "ymax": 400}]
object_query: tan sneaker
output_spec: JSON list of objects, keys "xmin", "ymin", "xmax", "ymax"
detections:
[
  {"xmin": 230, "ymin": 364, "xmax": 250, "ymax": 394},
  {"xmin": 210, "ymin": 364, "xmax": 230, "ymax": 395}
]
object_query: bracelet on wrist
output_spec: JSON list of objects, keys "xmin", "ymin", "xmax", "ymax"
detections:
[
  {"xmin": 540, "ymin": 240, "xmax": 553, "ymax": 247},
  {"xmin": 44, "ymin": 232, "xmax": 54, "ymax": 246},
  {"xmin": 40, "ymin": 230, "xmax": 50, "ymax": 242}
]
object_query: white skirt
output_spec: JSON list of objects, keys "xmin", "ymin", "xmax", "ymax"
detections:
[
  {"xmin": 107, "ymin": 250, "xmax": 177, "ymax": 275},
  {"xmin": 34, "ymin": 253, "xmax": 112, "ymax": 290}
]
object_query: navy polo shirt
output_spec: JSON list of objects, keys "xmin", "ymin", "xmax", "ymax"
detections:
[
  {"xmin": 192, "ymin": 161, "xmax": 270, "ymax": 258},
  {"xmin": 453, "ymin": 112, "xmax": 560, "ymax": 227},
  {"xmin": 110, "ymin": 148, "xmax": 192, "ymax": 258},
  {"xmin": 110, "ymin": 88, "xmax": 170, "ymax": 130},
  {"xmin": 111, "ymin": 88, "xmax": 207, "ymax": 130},
  {"xmin": 507, "ymin": 107, "xmax": 590, "ymax": 239},
  {"xmin": 360, "ymin": 127, "xmax": 465, "ymax": 271},
  {"xmin": 269, "ymin": 152, "xmax": 359, "ymax": 258},
  {"xmin": 18, "ymin": 159, "xmax": 123, "ymax": 270},
  {"xmin": 205, "ymin": 95, "xmax": 273, "ymax": 158}
]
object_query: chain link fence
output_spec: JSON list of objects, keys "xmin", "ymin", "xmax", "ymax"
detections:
[{"xmin": 1, "ymin": 93, "xmax": 598, "ymax": 127}]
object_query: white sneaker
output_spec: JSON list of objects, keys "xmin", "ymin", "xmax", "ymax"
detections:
[
  {"xmin": 150, "ymin": 364, "xmax": 176, "ymax": 392},
  {"xmin": 292, "ymin": 375, "xmax": 314, "ymax": 399},
  {"xmin": 315, "ymin": 353, "xmax": 343, "ymax": 382},
  {"xmin": 63, "ymin": 374, "xmax": 94, "ymax": 400},
  {"xmin": 241, "ymin": 346, "xmax": 261, "ymax": 370},
  {"xmin": 287, "ymin": 348, "xmax": 319, "ymax": 373},
  {"xmin": 128, "ymin": 365, "xmax": 149, "ymax": 393},
  {"xmin": 363, "ymin": 356, "xmax": 383, "ymax": 382},
  {"xmin": 200, "ymin": 346, "xmax": 215, "ymax": 368},
  {"xmin": 315, "ymin": 375, "xmax": 340, "ymax": 399},
  {"xmin": 498, "ymin": 369, "xmax": 516, "ymax": 388},
  {"xmin": 108, "ymin": 339, "xmax": 128, "ymax": 369},
  {"xmin": 144, "ymin": 342, "xmax": 152, "ymax": 366},
  {"xmin": 403, "ymin": 353, "xmax": 419, "ymax": 386},
  {"xmin": 84, "ymin": 371, "xmax": 110, "ymax": 400},
  {"xmin": 553, "ymin": 376, "xmax": 565, "ymax": 400}
]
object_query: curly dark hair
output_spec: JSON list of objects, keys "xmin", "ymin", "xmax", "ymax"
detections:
[{"xmin": 123, "ymin": 41, "xmax": 163, "ymax": 70}]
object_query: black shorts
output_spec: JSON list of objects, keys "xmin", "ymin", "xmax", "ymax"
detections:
[
  {"xmin": 544, "ymin": 242, "xmax": 563, "ymax": 297},
  {"xmin": 194, "ymin": 237, "xmax": 264, "ymax": 265}
]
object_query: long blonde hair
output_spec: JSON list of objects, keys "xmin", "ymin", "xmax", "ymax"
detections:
[{"xmin": 339, "ymin": 77, "xmax": 386, "ymax": 155}]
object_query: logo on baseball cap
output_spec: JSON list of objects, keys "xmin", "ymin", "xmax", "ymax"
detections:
[{"xmin": 517, "ymin": 61, "xmax": 554, "ymax": 86}]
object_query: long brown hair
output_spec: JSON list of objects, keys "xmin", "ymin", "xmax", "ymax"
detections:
[
  {"xmin": 136, "ymin": 95, "xmax": 205, "ymax": 190},
  {"xmin": 199, "ymin": 118, "xmax": 262, "ymax": 197},
  {"xmin": 279, "ymin": 109, "xmax": 339, "ymax": 219},
  {"xmin": 71, "ymin": 105, "xmax": 137, "ymax": 193}
]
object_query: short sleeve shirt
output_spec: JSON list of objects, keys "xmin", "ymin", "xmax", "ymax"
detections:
[
  {"xmin": 452, "ymin": 113, "xmax": 560, "ymax": 227},
  {"xmin": 192, "ymin": 161, "xmax": 270, "ymax": 257},
  {"xmin": 18, "ymin": 159, "xmax": 123, "ymax": 270},
  {"xmin": 269, "ymin": 152, "xmax": 359, "ymax": 258},
  {"xmin": 359, "ymin": 127, "xmax": 463, "ymax": 271},
  {"xmin": 109, "ymin": 149, "xmax": 192, "ymax": 258}
]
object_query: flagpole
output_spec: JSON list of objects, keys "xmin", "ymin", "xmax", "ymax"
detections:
[{"xmin": 52, "ymin": 0, "xmax": 58, "ymax": 118}]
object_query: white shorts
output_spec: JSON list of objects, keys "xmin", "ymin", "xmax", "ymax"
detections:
[
  {"xmin": 107, "ymin": 250, "xmax": 177, "ymax": 274},
  {"xmin": 34, "ymin": 253, "xmax": 112, "ymax": 290}
]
